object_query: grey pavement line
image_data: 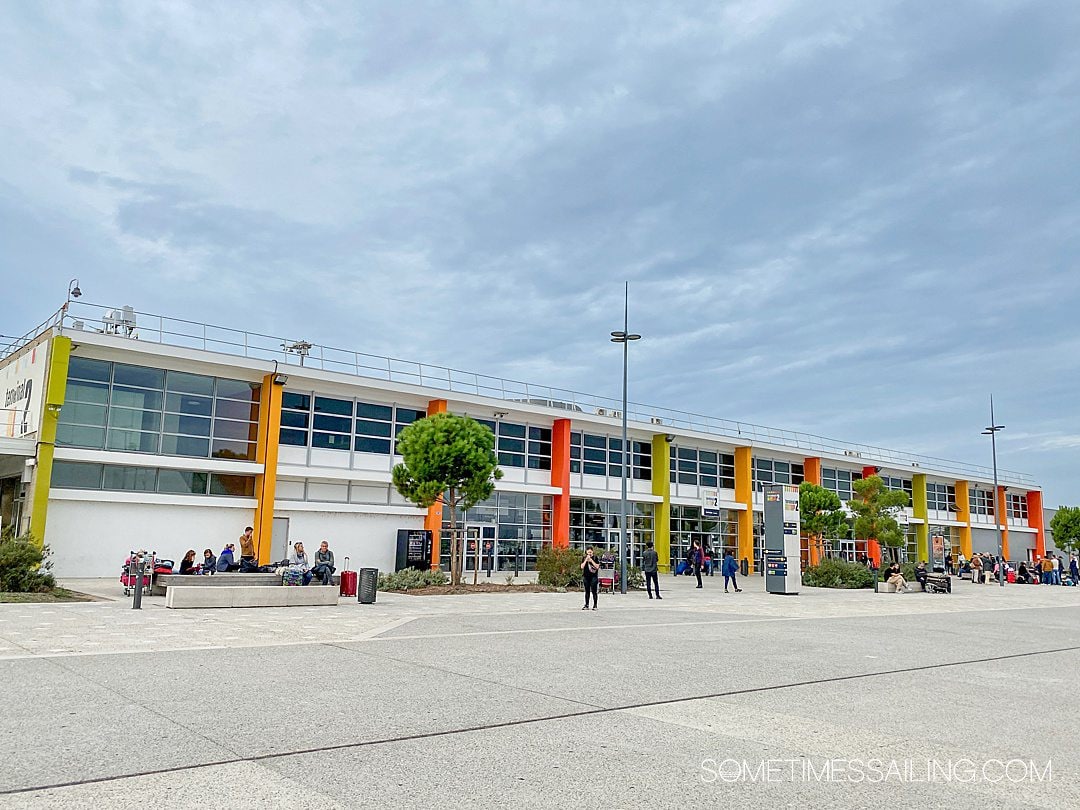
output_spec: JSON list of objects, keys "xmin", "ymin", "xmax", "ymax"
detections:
[{"xmin": 4, "ymin": 644, "xmax": 1078, "ymax": 799}]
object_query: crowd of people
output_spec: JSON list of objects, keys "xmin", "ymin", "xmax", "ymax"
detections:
[{"xmin": 175, "ymin": 527, "xmax": 337, "ymax": 586}]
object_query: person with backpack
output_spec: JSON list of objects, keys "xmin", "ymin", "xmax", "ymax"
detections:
[
  {"xmin": 641, "ymin": 541, "xmax": 661, "ymax": 600},
  {"xmin": 691, "ymin": 540, "xmax": 704, "ymax": 589},
  {"xmin": 722, "ymin": 551, "xmax": 741, "ymax": 593}
]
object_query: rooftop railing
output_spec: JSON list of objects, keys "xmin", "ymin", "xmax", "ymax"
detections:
[{"xmin": 5, "ymin": 300, "xmax": 1036, "ymax": 487}]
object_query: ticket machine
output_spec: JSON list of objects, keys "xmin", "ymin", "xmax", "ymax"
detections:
[{"xmin": 764, "ymin": 483, "xmax": 801, "ymax": 595}]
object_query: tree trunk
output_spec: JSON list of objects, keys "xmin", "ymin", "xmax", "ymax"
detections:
[{"xmin": 447, "ymin": 489, "xmax": 461, "ymax": 586}]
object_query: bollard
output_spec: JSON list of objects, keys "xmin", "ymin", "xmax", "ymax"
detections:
[{"xmin": 132, "ymin": 555, "xmax": 145, "ymax": 610}]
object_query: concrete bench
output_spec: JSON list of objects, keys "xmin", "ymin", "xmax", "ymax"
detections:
[
  {"xmin": 876, "ymin": 581, "xmax": 925, "ymax": 593},
  {"xmin": 153, "ymin": 572, "xmax": 339, "ymax": 596},
  {"xmin": 165, "ymin": 585, "xmax": 340, "ymax": 609}
]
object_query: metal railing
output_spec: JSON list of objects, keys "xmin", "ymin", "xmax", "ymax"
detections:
[
  {"xmin": 6, "ymin": 300, "xmax": 1037, "ymax": 486},
  {"xmin": 0, "ymin": 307, "xmax": 64, "ymax": 360}
]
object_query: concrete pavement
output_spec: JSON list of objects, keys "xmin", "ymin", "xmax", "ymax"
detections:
[{"xmin": 1, "ymin": 574, "xmax": 1077, "ymax": 807}]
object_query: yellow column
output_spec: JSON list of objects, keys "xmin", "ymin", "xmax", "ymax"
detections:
[
  {"xmin": 28, "ymin": 336, "xmax": 71, "ymax": 545},
  {"xmin": 253, "ymin": 374, "xmax": 283, "ymax": 564},
  {"xmin": 955, "ymin": 480, "xmax": 972, "ymax": 559},
  {"xmin": 651, "ymin": 434, "xmax": 671, "ymax": 572},
  {"xmin": 912, "ymin": 473, "xmax": 928, "ymax": 562},
  {"xmin": 735, "ymin": 446, "xmax": 754, "ymax": 573}
]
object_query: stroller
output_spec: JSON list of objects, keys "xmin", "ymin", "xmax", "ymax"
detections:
[{"xmin": 121, "ymin": 551, "xmax": 174, "ymax": 596}]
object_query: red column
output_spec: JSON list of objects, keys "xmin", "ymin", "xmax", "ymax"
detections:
[
  {"xmin": 1027, "ymin": 490, "xmax": 1045, "ymax": 559},
  {"xmin": 550, "ymin": 419, "xmax": 571, "ymax": 548},
  {"xmin": 997, "ymin": 486, "xmax": 1010, "ymax": 560}
]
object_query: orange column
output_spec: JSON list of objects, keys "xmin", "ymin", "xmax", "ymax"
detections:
[
  {"xmin": 861, "ymin": 466, "xmax": 881, "ymax": 565},
  {"xmin": 425, "ymin": 399, "xmax": 448, "ymax": 570},
  {"xmin": 1027, "ymin": 490, "xmax": 1045, "ymax": 559},
  {"xmin": 735, "ymin": 447, "xmax": 754, "ymax": 573},
  {"xmin": 955, "ymin": 480, "xmax": 972, "ymax": 559},
  {"xmin": 997, "ymin": 486, "xmax": 1010, "ymax": 560},
  {"xmin": 550, "ymin": 419, "xmax": 571, "ymax": 548},
  {"xmin": 803, "ymin": 457, "xmax": 822, "ymax": 565},
  {"xmin": 253, "ymin": 374, "xmax": 283, "ymax": 564}
]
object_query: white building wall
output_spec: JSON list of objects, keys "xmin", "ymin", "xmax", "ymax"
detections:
[
  {"xmin": 273, "ymin": 509, "xmax": 423, "ymax": 574},
  {"xmin": 45, "ymin": 497, "xmax": 255, "ymax": 577}
]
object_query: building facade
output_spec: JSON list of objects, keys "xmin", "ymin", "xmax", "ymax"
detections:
[{"xmin": 0, "ymin": 304, "xmax": 1047, "ymax": 577}]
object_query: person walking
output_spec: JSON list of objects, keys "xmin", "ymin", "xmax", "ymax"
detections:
[
  {"xmin": 581, "ymin": 548, "xmax": 600, "ymax": 610},
  {"xmin": 1040, "ymin": 554, "xmax": 1054, "ymax": 585},
  {"xmin": 1070, "ymin": 554, "xmax": 1079, "ymax": 586},
  {"xmin": 722, "ymin": 551, "xmax": 741, "ymax": 593},
  {"xmin": 970, "ymin": 554, "xmax": 982, "ymax": 584},
  {"xmin": 944, "ymin": 551, "xmax": 953, "ymax": 576},
  {"xmin": 1055, "ymin": 555, "xmax": 1065, "ymax": 586},
  {"xmin": 691, "ymin": 540, "xmax": 704, "ymax": 589},
  {"xmin": 641, "ymin": 541, "xmax": 661, "ymax": 600}
]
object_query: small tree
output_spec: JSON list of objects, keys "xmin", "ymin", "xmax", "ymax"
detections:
[
  {"xmin": 1049, "ymin": 506, "xmax": 1080, "ymax": 556},
  {"xmin": 392, "ymin": 413, "xmax": 503, "ymax": 586},
  {"xmin": 848, "ymin": 475, "xmax": 909, "ymax": 564},
  {"xmin": 799, "ymin": 482, "xmax": 849, "ymax": 562}
]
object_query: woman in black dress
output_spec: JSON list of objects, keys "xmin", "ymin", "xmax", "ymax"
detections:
[
  {"xmin": 178, "ymin": 549, "xmax": 197, "ymax": 575},
  {"xmin": 581, "ymin": 547, "xmax": 600, "ymax": 610}
]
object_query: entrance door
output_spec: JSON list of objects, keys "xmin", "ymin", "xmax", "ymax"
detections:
[
  {"xmin": 837, "ymin": 539, "xmax": 855, "ymax": 561},
  {"xmin": 463, "ymin": 526, "xmax": 481, "ymax": 571},
  {"xmin": 272, "ymin": 516, "xmax": 290, "ymax": 561}
]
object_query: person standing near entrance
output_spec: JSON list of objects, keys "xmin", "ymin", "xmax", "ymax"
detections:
[
  {"xmin": 691, "ymin": 540, "xmax": 704, "ymax": 589},
  {"xmin": 642, "ymin": 541, "xmax": 661, "ymax": 600},
  {"xmin": 581, "ymin": 548, "xmax": 600, "ymax": 610},
  {"xmin": 238, "ymin": 526, "xmax": 256, "ymax": 564},
  {"xmin": 722, "ymin": 551, "xmax": 741, "ymax": 593}
]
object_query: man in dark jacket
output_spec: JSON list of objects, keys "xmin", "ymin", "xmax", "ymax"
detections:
[
  {"xmin": 722, "ymin": 552, "xmax": 741, "ymax": 593},
  {"xmin": 641, "ymin": 541, "xmax": 661, "ymax": 599},
  {"xmin": 312, "ymin": 540, "xmax": 336, "ymax": 586}
]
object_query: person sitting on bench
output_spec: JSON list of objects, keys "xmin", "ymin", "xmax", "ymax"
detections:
[
  {"xmin": 312, "ymin": 540, "xmax": 335, "ymax": 586},
  {"xmin": 288, "ymin": 542, "xmax": 313, "ymax": 586},
  {"xmin": 914, "ymin": 561, "xmax": 928, "ymax": 590},
  {"xmin": 216, "ymin": 544, "xmax": 239, "ymax": 572},
  {"xmin": 886, "ymin": 562, "xmax": 907, "ymax": 593},
  {"xmin": 201, "ymin": 548, "xmax": 216, "ymax": 575}
]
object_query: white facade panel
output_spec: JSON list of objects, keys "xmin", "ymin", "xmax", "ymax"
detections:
[
  {"xmin": 309, "ymin": 449, "xmax": 349, "ymax": 469},
  {"xmin": 274, "ymin": 509, "xmax": 421, "ymax": 574},
  {"xmin": 278, "ymin": 446, "xmax": 308, "ymax": 466},
  {"xmin": 46, "ymin": 498, "xmax": 254, "ymax": 577}
]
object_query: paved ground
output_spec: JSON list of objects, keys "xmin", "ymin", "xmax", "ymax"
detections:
[{"xmin": 0, "ymin": 573, "xmax": 1077, "ymax": 808}]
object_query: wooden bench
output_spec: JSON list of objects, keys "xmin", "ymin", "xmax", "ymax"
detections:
[{"xmin": 165, "ymin": 585, "xmax": 340, "ymax": 609}]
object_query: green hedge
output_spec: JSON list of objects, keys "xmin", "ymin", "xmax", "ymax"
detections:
[
  {"xmin": 802, "ymin": 558, "xmax": 875, "ymax": 589},
  {"xmin": 377, "ymin": 568, "xmax": 449, "ymax": 591},
  {"xmin": 537, "ymin": 546, "xmax": 585, "ymax": 588},
  {"xmin": 0, "ymin": 531, "xmax": 55, "ymax": 593}
]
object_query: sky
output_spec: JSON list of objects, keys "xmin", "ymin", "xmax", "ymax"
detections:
[{"xmin": 1, "ymin": 1, "xmax": 1078, "ymax": 504}]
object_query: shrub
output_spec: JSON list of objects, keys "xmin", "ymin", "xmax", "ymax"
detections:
[
  {"xmin": 537, "ymin": 546, "xmax": 584, "ymax": 588},
  {"xmin": 802, "ymin": 557, "xmax": 874, "ymax": 589},
  {"xmin": 0, "ymin": 532, "xmax": 55, "ymax": 593},
  {"xmin": 377, "ymin": 568, "xmax": 449, "ymax": 592}
]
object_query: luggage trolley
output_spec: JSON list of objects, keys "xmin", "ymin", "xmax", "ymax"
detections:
[
  {"xmin": 121, "ymin": 550, "xmax": 173, "ymax": 597},
  {"xmin": 598, "ymin": 565, "xmax": 617, "ymax": 595}
]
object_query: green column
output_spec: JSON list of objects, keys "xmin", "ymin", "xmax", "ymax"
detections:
[
  {"xmin": 651, "ymin": 434, "xmax": 671, "ymax": 572},
  {"xmin": 912, "ymin": 473, "xmax": 928, "ymax": 563},
  {"xmin": 29, "ymin": 336, "xmax": 71, "ymax": 545}
]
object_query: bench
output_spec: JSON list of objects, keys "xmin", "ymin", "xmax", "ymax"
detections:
[
  {"xmin": 153, "ymin": 572, "xmax": 339, "ymax": 596},
  {"xmin": 165, "ymin": 585, "xmax": 340, "ymax": 609},
  {"xmin": 876, "ymin": 581, "xmax": 925, "ymax": 593}
]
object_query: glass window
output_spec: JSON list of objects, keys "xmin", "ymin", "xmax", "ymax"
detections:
[
  {"xmin": 112, "ymin": 387, "xmax": 163, "ymax": 411},
  {"xmin": 209, "ymin": 474, "xmax": 255, "ymax": 497},
  {"xmin": 160, "ymin": 434, "xmax": 210, "ymax": 457},
  {"xmin": 214, "ymin": 399, "xmax": 259, "ymax": 421},
  {"xmin": 356, "ymin": 419, "xmax": 392, "ymax": 438},
  {"xmin": 498, "ymin": 437, "xmax": 526, "ymax": 453},
  {"xmin": 165, "ymin": 392, "xmax": 212, "ymax": 417},
  {"xmin": 113, "ymin": 364, "xmax": 164, "ymax": 390},
  {"xmin": 108, "ymin": 407, "xmax": 161, "ymax": 432},
  {"xmin": 51, "ymin": 461, "xmax": 103, "ymax": 489},
  {"xmin": 215, "ymin": 379, "xmax": 260, "ymax": 401},
  {"xmin": 280, "ymin": 429, "xmax": 308, "ymax": 446},
  {"xmin": 314, "ymin": 396, "xmax": 353, "ymax": 416},
  {"xmin": 59, "ymin": 402, "xmax": 107, "ymax": 427},
  {"xmin": 498, "ymin": 452, "xmax": 526, "ymax": 467},
  {"xmin": 355, "ymin": 436, "xmax": 392, "ymax": 454},
  {"xmin": 106, "ymin": 429, "xmax": 161, "ymax": 453},
  {"xmin": 103, "ymin": 466, "xmax": 157, "ymax": 492},
  {"xmin": 157, "ymin": 469, "xmax": 209, "ymax": 495},
  {"xmin": 313, "ymin": 432, "xmax": 351, "ymax": 450},
  {"xmin": 282, "ymin": 392, "xmax": 311, "ymax": 410},
  {"xmin": 312, "ymin": 414, "xmax": 351, "ymax": 433},
  {"xmin": 500, "ymin": 422, "xmax": 527, "ymax": 439},
  {"xmin": 395, "ymin": 408, "xmax": 426, "ymax": 425},
  {"xmin": 166, "ymin": 371, "xmax": 214, "ymax": 396},
  {"xmin": 67, "ymin": 357, "xmax": 111, "ymax": 383},
  {"xmin": 65, "ymin": 380, "xmax": 110, "ymax": 405},
  {"xmin": 56, "ymin": 424, "xmax": 106, "ymax": 449},
  {"xmin": 211, "ymin": 439, "xmax": 256, "ymax": 460},
  {"xmin": 356, "ymin": 402, "xmax": 392, "ymax": 421},
  {"xmin": 163, "ymin": 414, "xmax": 211, "ymax": 437},
  {"xmin": 280, "ymin": 411, "xmax": 309, "ymax": 429}
]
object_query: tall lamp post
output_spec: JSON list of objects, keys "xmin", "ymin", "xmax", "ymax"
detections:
[
  {"xmin": 982, "ymin": 395, "xmax": 1005, "ymax": 588},
  {"xmin": 611, "ymin": 282, "xmax": 641, "ymax": 595}
]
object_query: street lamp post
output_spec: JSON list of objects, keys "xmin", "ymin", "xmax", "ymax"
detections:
[
  {"xmin": 59, "ymin": 278, "xmax": 82, "ymax": 334},
  {"xmin": 611, "ymin": 282, "xmax": 641, "ymax": 595},
  {"xmin": 982, "ymin": 395, "xmax": 1005, "ymax": 588}
]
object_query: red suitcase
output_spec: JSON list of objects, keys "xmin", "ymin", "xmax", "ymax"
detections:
[{"xmin": 339, "ymin": 556, "xmax": 357, "ymax": 597}]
